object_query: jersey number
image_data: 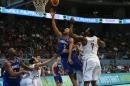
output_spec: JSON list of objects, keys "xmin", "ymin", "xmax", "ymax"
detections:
[{"xmin": 91, "ymin": 43, "xmax": 94, "ymax": 50}]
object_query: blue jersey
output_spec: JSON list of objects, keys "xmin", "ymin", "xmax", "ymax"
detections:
[
  {"xmin": 57, "ymin": 35, "xmax": 82, "ymax": 75},
  {"xmin": 54, "ymin": 63, "xmax": 62, "ymax": 75},
  {"xmin": 3, "ymin": 57, "xmax": 21, "ymax": 86},
  {"xmin": 57, "ymin": 35, "xmax": 70, "ymax": 57},
  {"xmin": 54, "ymin": 63, "xmax": 63, "ymax": 83}
]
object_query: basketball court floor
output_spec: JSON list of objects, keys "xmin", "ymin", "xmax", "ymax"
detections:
[{"xmin": 113, "ymin": 84, "xmax": 130, "ymax": 86}]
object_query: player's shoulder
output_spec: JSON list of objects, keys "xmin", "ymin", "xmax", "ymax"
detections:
[
  {"xmin": 53, "ymin": 62, "xmax": 57, "ymax": 66},
  {"xmin": 3, "ymin": 60, "xmax": 11, "ymax": 68},
  {"xmin": 91, "ymin": 35, "xmax": 98, "ymax": 38},
  {"xmin": 91, "ymin": 35, "xmax": 99, "ymax": 40}
]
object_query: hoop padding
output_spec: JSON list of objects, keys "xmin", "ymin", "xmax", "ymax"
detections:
[{"xmin": 33, "ymin": 0, "xmax": 48, "ymax": 15}]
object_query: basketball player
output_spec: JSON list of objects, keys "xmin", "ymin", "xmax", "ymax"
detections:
[
  {"xmin": 70, "ymin": 28, "xmax": 105, "ymax": 86},
  {"xmin": 50, "ymin": 9, "xmax": 82, "ymax": 86},
  {"xmin": 3, "ymin": 48, "xmax": 32, "ymax": 86},
  {"xmin": 76, "ymin": 42, "xmax": 83, "ymax": 86},
  {"xmin": 20, "ymin": 56, "xmax": 55, "ymax": 86},
  {"xmin": 52, "ymin": 56, "xmax": 64, "ymax": 86},
  {"xmin": 20, "ymin": 70, "xmax": 33, "ymax": 86}
]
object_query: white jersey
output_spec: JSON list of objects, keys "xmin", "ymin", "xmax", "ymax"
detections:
[
  {"xmin": 30, "ymin": 64, "xmax": 42, "ymax": 86},
  {"xmin": 20, "ymin": 70, "xmax": 34, "ymax": 86},
  {"xmin": 30, "ymin": 64, "xmax": 40, "ymax": 78},
  {"xmin": 82, "ymin": 36, "xmax": 99, "ymax": 59}
]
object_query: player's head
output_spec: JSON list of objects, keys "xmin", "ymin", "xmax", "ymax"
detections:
[
  {"xmin": 36, "ymin": 56, "xmax": 41, "ymax": 62},
  {"xmin": 85, "ymin": 27, "xmax": 95, "ymax": 37},
  {"xmin": 7, "ymin": 48, "xmax": 17, "ymax": 58},
  {"xmin": 56, "ymin": 56, "xmax": 61, "ymax": 64},
  {"xmin": 62, "ymin": 28, "xmax": 70, "ymax": 35}
]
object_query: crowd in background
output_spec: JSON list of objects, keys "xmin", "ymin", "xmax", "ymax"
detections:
[
  {"xmin": 0, "ymin": 14, "xmax": 130, "ymax": 74},
  {"xmin": 101, "ymin": 64, "xmax": 130, "ymax": 73}
]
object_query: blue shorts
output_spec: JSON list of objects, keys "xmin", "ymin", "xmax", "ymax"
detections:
[
  {"xmin": 72, "ymin": 53, "xmax": 82, "ymax": 71},
  {"xmin": 61, "ymin": 53, "xmax": 82, "ymax": 75},
  {"xmin": 54, "ymin": 75, "xmax": 63, "ymax": 83},
  {"xmin": 3, "ymin": 78, "xmax": 21, "ymax": 86}
]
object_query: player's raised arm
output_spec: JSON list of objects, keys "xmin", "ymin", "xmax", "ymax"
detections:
[
  {"xmin": 70, "ymin": 28, "xmax": 86, "ymax": 44},
  {"xmin": 69, "ymin": 18, "xmax": 74, "ymax": 37},
  {"xmin": 38, "ymin": 57, "xmax": 55, "ymax": 67},
  {"xmin": 20, "ymin": 58, "xmax": 33, "ymax": 71},
  {"xmin": 50, "ymin": 8, "xmax": 62, "ymax": 37},
  {"xmin": 69, "ymin": 18, "xmax": 87, "ymax": 43},
  {"xmin": 98, "ymin": 38, "xmax": 106, "ymax": 48}
]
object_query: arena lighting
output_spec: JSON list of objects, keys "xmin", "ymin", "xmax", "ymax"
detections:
[{"xmin": 0, "ymin": 7, "xmax": 130, "ymax": 24}]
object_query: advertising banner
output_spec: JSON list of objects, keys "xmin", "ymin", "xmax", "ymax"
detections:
[{"xmin": 0, "ymin": 73, "xmax": 130, "ymax": 86}]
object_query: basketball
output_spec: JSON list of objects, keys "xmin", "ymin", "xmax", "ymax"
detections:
[{"xmin": 51, "ymin": 0, "xmax": 59, "ymax": 6}]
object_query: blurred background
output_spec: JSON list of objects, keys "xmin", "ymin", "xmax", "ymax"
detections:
[{"xmin": 0, "ymin": 0, "xmax": 130, "ymax": 77}]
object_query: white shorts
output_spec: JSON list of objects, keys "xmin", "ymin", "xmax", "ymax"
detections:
[
  {"xmin": 83, "ymin": 57, "xmax": 101, "ymax": 81},
  {"xmin": 76, "ymin": 70, "xmax": 83, "ymax": 86},
  {"xmin": 33, "ymin": 77, "xmax": 42, "ymax": 86},
  {"xmin": 20, "ymin": 77, "xmax": 33, "ymax": 86}
]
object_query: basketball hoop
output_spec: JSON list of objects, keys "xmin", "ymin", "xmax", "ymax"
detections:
[{"xmin": 33, "ymin": 0, "xmax": 48, "ymax": 16}]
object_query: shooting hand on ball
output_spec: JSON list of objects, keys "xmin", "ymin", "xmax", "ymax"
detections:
[
  {"xmin": 70, "ymin": 17, "xmax": 75, "ymax": 24},
  {"xmin": 50, "ymin": 8, "xmax": 56, "ymax": 19}
]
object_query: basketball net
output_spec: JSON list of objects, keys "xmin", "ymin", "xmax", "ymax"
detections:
[{"xmin": 33, "ymin": 0, "xmax": 48, "ymax": 16}]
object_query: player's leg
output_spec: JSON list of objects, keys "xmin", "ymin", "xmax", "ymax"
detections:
[
  {"xmin": 83, "ymin": 59, "xmax": 89, "ymax": 86},
  {"xmin": 54, "ymin": 76, "xmax": 59, "ymax": 86},
  {"xmin": 64, "ymin": 64, "xmax": 78, "ymax": 86},
  {"xmin": 70, "ymin": 54, "xmax": 83, "ymax": 86},
  {"xmin": 91, "ymin": 62, "xmax": 101, "ymax": 86},
  {"xmin": 61, "ymin": 58, "xmax": 78, "ymax": 86},
  {"xmin": 76, "ymin": 70, "xmax": 83, "ymax": 86},
  {"xmin": 33, "ymin": 78, "xmax": 38, "ymax": 86},
  {"xmin": 72, "ymin": 56, "xmax": 83, "ymax": 86},
  {"xmin": 59, "ymin": 83, "xmax": 62, "ymax": 86},
  {"xmin": 84, "ymin": 81, "xmax": 90, "ymax": 86},
  {"xmin": 36, "ymin": 77, "xmax": 41, "ymax": 86},
  {"xmin": 91, "ymin": 81, "xmax": 96, "ymax": 86},
  {"xmin": 83, "ymin": 59, "xmax": 95, "ymax": 86},
  {"xmin": 56, "ymin": 82, "xmax": 59, "ymax": 86},
  {"xmin": 54, "ymin": 75, "xmax": 63, "ymax": 86},
  {"xmin": 67, "ymin": 64, "xmax": 78, "ymax": 86},
  {"xmin": 69, "ymin": 73, "xmax": 78, "ymax": 86},
  {"xmin": 59, "ymin": 75, "xmax": 63, "ymax": 86}
]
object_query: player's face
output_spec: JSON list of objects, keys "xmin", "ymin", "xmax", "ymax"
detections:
[
  {"xmin": 37, "ymin": 56, "xmax": 41, "ymax": 62},
  {"xmin": 57, "ymin": 57, "xmax": 61, "ymax": 64},
  {"xmin": 63, "ymin": 28, "xmax": 70, "ymax": 34}
]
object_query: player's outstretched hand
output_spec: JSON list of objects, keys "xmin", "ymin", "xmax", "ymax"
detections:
[
  {"xmin": 70, "ymin": 17, "xmax": 75, "ymax": 24},
  {"xmin": 50, "ymin": 8, "xmax": 56, "ymax": 19},
  {"xmin": 68, "ymin": 58, "xmax": 73, "ymax": 64}
]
